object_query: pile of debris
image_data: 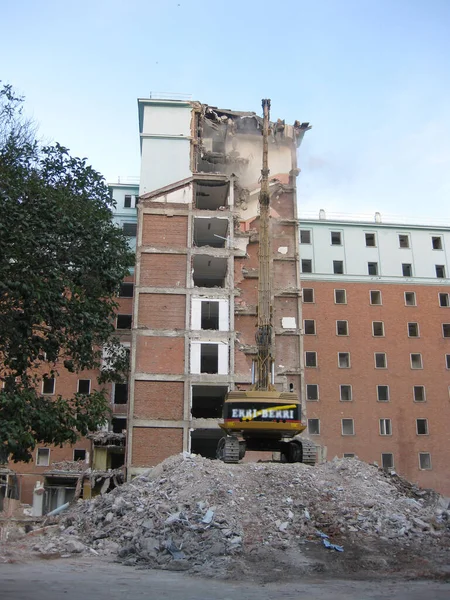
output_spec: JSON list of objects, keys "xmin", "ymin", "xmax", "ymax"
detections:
[{"xmin": 14, "ymin": 455, "xmax": 450, "ymax": 577}]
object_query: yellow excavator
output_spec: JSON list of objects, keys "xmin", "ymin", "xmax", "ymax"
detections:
[{"xmin": 216, "ymin": 99, "xmax": 316, "ymax": 465}]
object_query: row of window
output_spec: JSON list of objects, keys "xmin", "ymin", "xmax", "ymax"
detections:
[
  {"xmin": 301, "ymin": 259, "xmax": 447, "ymax": 278},
  {"xmin": 40, "ymin": 378, "xmax": 128, "ymax": 404},
  {"xmin": 303, "ymin": 319, "xmax": 450, "ymax": 338},
  {"xmin": 307, "ymin": 417, "xmax": 431, "ymax": 437},
  {"xmin": 345, "ymin": 451, "xmax": 430, "ymax": 471},
  {"xmin": 303, "ymin": 288, "xmax": 450, "ymax": 307},
  {"xmin": 300, "ymin": 229, "xmax": 444, "ymax": 252},
  {"xmin": 306, "ymin": 383, "xmax": 427, "ymax": 402},
  {"xmin": 305, "ymin": 351, "xmax": 429, "ymax": 369},
  {"xmin": 36, "ymin": 447, "xmax": 87, "ymax": 467}
]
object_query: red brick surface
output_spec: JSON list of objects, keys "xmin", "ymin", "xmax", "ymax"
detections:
[
  {"xmin": 135, "ymin": 336, "xmax": 184, "ymax": 374},
  {"xmin": 138, "ymin": 294, "xmax": 186, "ymax": 329},
  {"xmin": 142, "ymin": 215, "xmax": 188, "ymax": 248},
  {"xmin": 139, "ymin": 254, "xmax": 187, "ymax": 288},
  {"xmin": 131, "ymin": 427, "xmax": 183, "ymax": 467},
  {"xmin": 133, "ymin": 381, "xmax": 183, "ymax": 420},
  {"xmin": 302, "ymin": 281, "xmax": 450, "ymax": 495}
]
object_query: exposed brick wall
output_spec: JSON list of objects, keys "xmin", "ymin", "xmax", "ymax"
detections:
[
  {"xmin": 272, "ymin": 191, "xmax": 295, "ymax": 220},
  {"xmin": 131, "ymin": 427, "xmax": 183, "ymax": 467},
  {"xmin": 272, "ymin": 223, "xmax": 296, "ymax": 257},
  {"xmin": 274, "ymin": 260, "xmax": 297, "ymax": 290},
  {"xmin": 139, "ymin": 254, "xmax": 186, "ymax": 288},
  {"xmin": 135, "ymin": 336, "xmax": 184, "ymax": 374},
  {"xmin": 275, "ymin": 335, "xmax": 300, "ymax": 373},
  {"xmin": 302, "ymin": 280, "xmax": 450, "ymax": 495},
  {"xmin": 274, "ymin": 297, "xmax": 299, "ymax": 328},
  {"xmin": 133, "ymin": 381, "xmax": 183, "ymax": 420},
  {"xmin": 142, "ymin": 215, "xmax": 188, "ymax": 248},
  {"xmin": 138, "ymin": 294, "xmax": 186, "ymax": 329}
]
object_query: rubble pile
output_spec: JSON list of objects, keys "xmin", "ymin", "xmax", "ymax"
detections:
[{"xmin": 28, "ymin": 455, "xmax": 450, "ymax": 574}]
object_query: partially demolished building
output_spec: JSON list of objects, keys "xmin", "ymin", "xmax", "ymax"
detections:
[{"xmin": 127, "ymin": 98, "xmax": 310, "ymax": 476}]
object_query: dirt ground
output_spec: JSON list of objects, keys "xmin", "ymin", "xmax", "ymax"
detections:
[{"xmin": 0, "ymin": 557, "xmax": 449, "ymax": 600}]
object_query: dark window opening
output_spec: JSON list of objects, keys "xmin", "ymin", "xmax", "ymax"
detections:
[
  {"xmin": 124, "ymin": 195, "xmax": 132, "ymax": 208},
  {"xmin": 193, "ymin": 256, "xmax": 227, "ymax": 288},
  {"xmin": 110, "ymin": 452, "xmax": 125, "ymax": 469},
  {"xmin": 413, "ymin": 386, "xmax": 425, "ymax": 402},
  {"xmin": 382, "ymin": 453, "xmax": 394, "ymax": 469},
  {"xmin": 365, "ymin": 233, "xmax": 376, "ymax": 247},
  {"xmin": 405, "ymin": 291, "xmax": 416, "ymax": 306},
  {"xmin": 117, "ymin": 314, "xmax": 132, "ymax": 329},
  {"xmin": 300, "ymin": 230, "xmax": 311, "ymax": 244},
  {"xmin": 73, "ymin": 449, "xmax": 86, "ymax": 461},
  {"xmin": 331, "ymin": 231, "xmax": 342, "ymax": 245},
  {"xmin": 305, "ymin": 352, "xmax": 317, "ymax": 367},
  {"xmin": 112, "ymin": 418, "xmax": 126, "ymax": 434},
  {"xmin": 436, "ymin": 265, "xmax": 446, "ymax": 278},
  {"xmin": 372, "ymin": 321, "xmax": 384, "ymax": 336},
  {"xmin": 304, "ymin": 319, "xmax": 316, "ymax": 335},
  {"xmin": 370, "ymin": 290, "xmax": 382, "ymax": 305},
  {"xmin": 368, "ymin": 262, "xmax": 378, "ymax": 276},
  {"xmin": 113, "ymin": 383, "xmax": 128, "ymax": 404},
  {"xmin": 408, "ymin": 322, "xmax": 419, "ymax": 337},
  {"xmin": 306, "ymin": 384, "xmax": 318, "ymax": 400},
  {"xmin": 195, "ymin": 182, "xmax": 228, "ymax": 210},
  {"xmin": 338, "ymin": 352, "xmax": 350, "ymax": 368},
  {"xmin": 123, "ymin": 223, "xmax": 137, "ymax": 237},
  {"xmin": 119, "ymin": 283, "xmax": 134, "ymax": 298},
  {"xmin": 77, "ymin": 379, "xmax": 91, "ymax": 395},
  {"xmin": 191, "ymin": 385, "xmax": 227, "ymax": 418},
  {"xmin": 377, "ymin": 385, "xmax": 389, "ymax": 402},
  {"xmin": 42, "ymin": 377, "xmax": 55, "ymax": 395},
  {"xmin": 439, "ymin": 293, "xmax": 449, "ymax": 307},
  {"xmin": 201, "ymin": 301, "xmax": 219, "ymax": 330},
  {"xmin": 443, "ymin": 323, "xmax": 450, "ymax": 337},
  {"xmin": 308, "ymin": 419, "xmax": 320, "ymax": 434},
  {"xmin": 333, "ymin": 260, "xmax": 344, "ymax": 274},
  {"xmin": 399, "ymin": 234, "xmax": 410, "ymax": 248},
  {"xmin": 416, "ymin": 419, "xmax": 428, "ymax": 435},
  {"xmin": 402, "ymin": 263, "xmax": 412, "ymax": 277},
  {"xmin": 336, "ymin": 320, "xmax": 348, "ymax": 336},
  {"xmin": 190, "ymin": 430, "xmax": 225, "ymax": 459},
  {"xmin": 200, "ymin": 344, "xmax": 219, "ymax": 374},
  {"xmin": 340, "ymin": 385, "xmax": 352, "ymax": 401},
  {"xmin": 375, "ymin": 353, "xmax": 386, "ymax": 368},
  {"xmin": 301, "ymin": 259, "xmax": 312, "ymax": 273},
  {"xmin": 335, "ymin": 289, "xmax": 346, "ymax": 304},
  {"xmin": 302, "ymin": 288, "xmax": 314, "ymax": 303},
  {"xmin": 432, "ymin": 236, "xmax": 442, "ymax": 250}
]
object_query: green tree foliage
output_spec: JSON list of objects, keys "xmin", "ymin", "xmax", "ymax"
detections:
[{"xmin": 0, "ymin": 84, "xmax": 135, "ymax": 462}]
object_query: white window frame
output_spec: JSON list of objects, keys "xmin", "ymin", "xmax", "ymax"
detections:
[
  {"xmin": 377, "ymin": 385, "xmax": 390, "ymax": 402},
  {"xmin": 336, "ymin": 320, "xmax": 349, "ymax": 336},
  {"xmin": 365, "ymin": 232, "xmax": 377, "ymax": 247},
  {"xmin": 439, "ymin": 292, "xmax": 450, "ymax": 307},
  {"xmin": 306, "ymin": 384, "xmax": 319, "ymax": 401},
  {"xmin": 381, "ymin": 453, "xmax": 394, "ymax": 469},
  {"xmin": 410, "ymin": 353, "xmax": 423, "ymax": 369},
  {"xmin": 300, "ymin": 229, "xmax": 311, "ymax": 244},
  {"xmin": 190, "ymin": 341, "xmax": 229, "ymax": 375},
  {"xmin": 334, "ymin": 289, "xmax": 347, "ymax": 304},
  {"xmin": 435, "ymin": 264, "xmax": 446, "ymax": 278},
  {"xmin": 77, "ymin": 379, "xmax": 91, "ymax": 395},
  {"xmin": 302, "ymin": 288, "xmax": 315, "ymax": 303},
  {"xmin": 418, "ymin": 452, "xmax": 432, "ymax": 470},
  {"xmin": 398, "ymin": 233, "xmax": 410, "ymax": 248},
  {"xmin": 416, "ymin": 418, "xmax": 429, "ymax": 435},
  {"xmin": 191, "ymin": 298, "xmax": 229, "ymax": 331},
  {"xmin": 330, "ymin": 230, "xmax": 342, "ymax": 246},
  {"xmin": 338, "ymin": 352, "xmax": 351, "ymax": 368},
  {"xmin": 372, "ymin": 321, "xmax": 385, "ymax": 337},
  {"xmin": 432, "ymin": 236, "xmax": 443, "ymax": 250},
  {"xmin": 305, "ymin": 351, "xmax": 317, "ymax": 368},
  {"xmin": 374, "ymin": 352, "xmax": 387, "ymax": 369},
  {"xmin": 413, "ymin": 385, "xmax": 426, "ymax": 403},
  {"xmin": 369, "ymin": 290, "xmax": 382, "ymax": 305},
  {"xmin": 341, "ymin": 418, "xmax": 354, "ymax": 436},
  {"xmin": 42, "ymin": 377, "xmax": 55, "ymax": 395},
  {"xmin": 308, "ymin": 418, "xmax": 320, "ymax": 435},
  {"xmin": 442, "ymin": 323, "xmax": 450, "ymax": 338},
  {"xmin": 402, "ymin": 263, "xmax": 413, "ymax": 277},
  {"xmin": 333, "ymin": 260, "xmax": 344, "ymax": 275},
  {"xmin": 407, "ymin": 322, "xmax": 420, "ymax": 338},
  {"xmin": 379, "ymin": 418, "xmax": 392, "ymax": 436},
  {"xmin": 304, "ymin": 319, "xmax": 316, "ymax": 335},
  {"xmin": 36, "ymin": 448, "xmax": 50, "ymax": 467},
  {"xmin": 339, "ymin": 384, "xmax": 352, "ymax": 402},
  {"xmin": 367, "ymin": 261, "xmax": 379, "ymax": 276},
  {"xmin": 404, "ymin": 291, "xmax": 417, "ymax": 306},
  {"xmin": 446, "ymin": 354, "xmax": 450, "ymax": 370}
]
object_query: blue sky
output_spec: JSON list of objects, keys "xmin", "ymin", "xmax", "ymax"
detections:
[{"xmin": 2, "ymin": 0, "xmax": 450, "ymax": 220}]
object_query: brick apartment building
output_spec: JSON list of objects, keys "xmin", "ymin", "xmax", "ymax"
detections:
[
  {"xmin": 3, "ymin": 95, "xmax": 450, "ymax": 510},
  {"xmin": 126, "ymin": 98, "xmax": 310, "ymax": 477},
  {"xmin": 299, "ymin": 215, "xmax": 450, "ymax": 495}
]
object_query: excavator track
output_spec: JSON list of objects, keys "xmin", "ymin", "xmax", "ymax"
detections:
[
  {"xmin": 299, "ymin": 438, "xmax": 317, "ymax": 465},
  {"xmin": 216, "ymin": 436, "xmax": 241, "ymax": 464}
]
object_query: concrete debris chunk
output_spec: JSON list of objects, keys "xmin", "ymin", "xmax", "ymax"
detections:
[{"xmin": 16, "ymin": 454, "xmax": 448, "ymax": 576}]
